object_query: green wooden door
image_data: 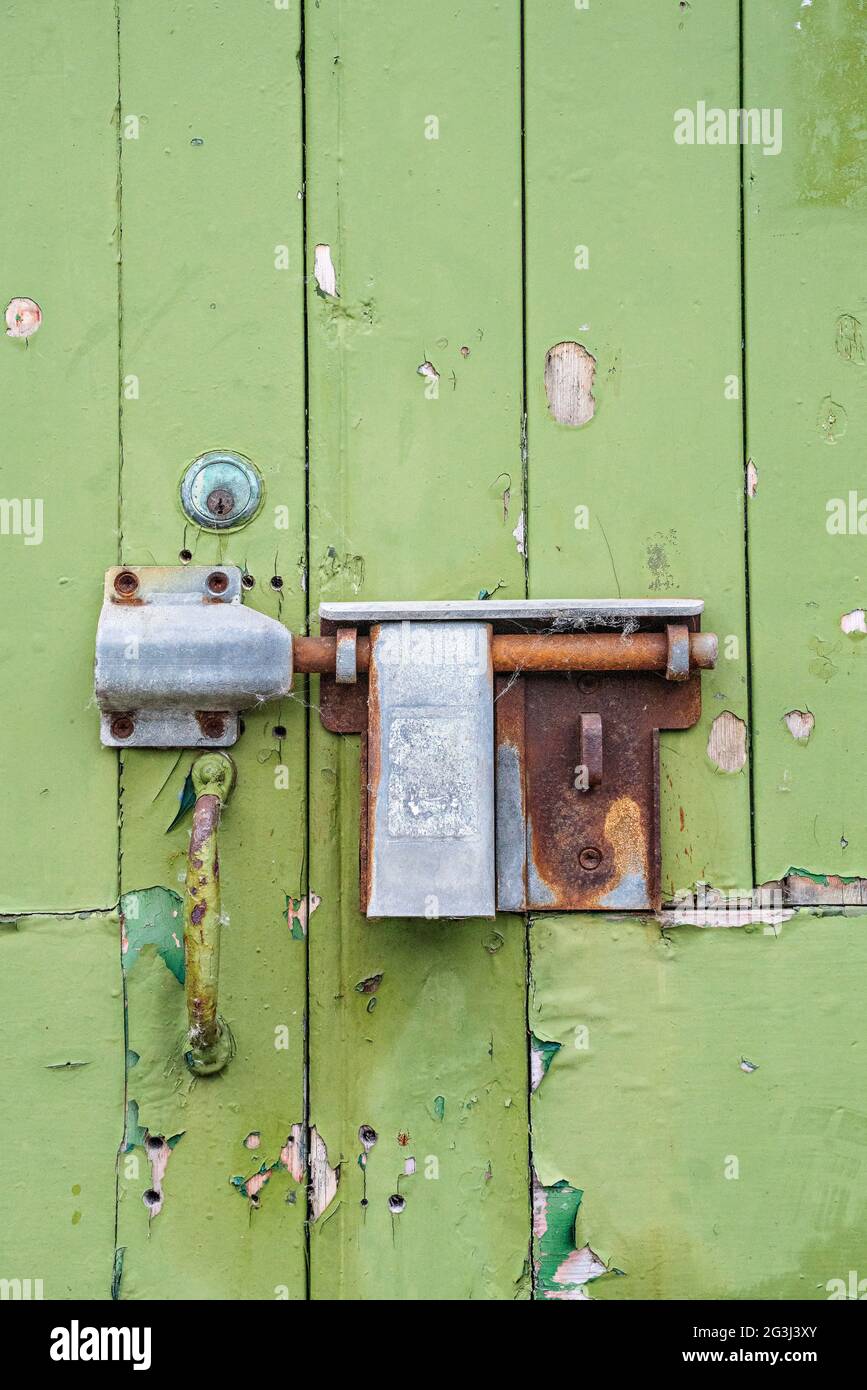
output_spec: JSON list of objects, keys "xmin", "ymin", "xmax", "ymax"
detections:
[{"xmin": 1, "ymin": 0, "xmax": 865, "ymax": 1302}]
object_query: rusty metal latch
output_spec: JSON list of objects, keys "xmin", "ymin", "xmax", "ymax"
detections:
[
  {"xmin": 315, "ymin": 600, "xmax": 715, "ymax": 917},
  {"xmin": 94, "ymin": 575, "xmax": 717, "ymax": 918}
]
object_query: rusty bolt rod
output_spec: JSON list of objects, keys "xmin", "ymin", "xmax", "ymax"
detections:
[
  {"xmin": 183, "ymin": 752, "xmax": 236, "ymax": 1076},
  {"xmin": 293, "ymin": 631, "xmax": 717, "ymax": 675}
]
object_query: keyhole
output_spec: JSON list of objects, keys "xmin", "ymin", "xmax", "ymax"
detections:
[{"xmin": 207, "ymin": 487, "xmax": 235, "ymax": 517}]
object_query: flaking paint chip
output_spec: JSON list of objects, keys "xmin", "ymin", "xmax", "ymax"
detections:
[
  {"xmin": 544, "ymin": 341, "xmax": 596, "ymax": 426},
  {"xmin": 707, "ymin": 711, "xmax": 747, "ymax": 773},
  {"xmin": 5, "ymin": 297, "xmax": 42, "ymax": 338},
  {"xmin": 784, "ymin": 709, "xmax": 814, "ymax": 742},
  {"xmin": 841, "ymin": 609, "xmax": 866, "ymax": 635},
  {"xmin": 746, "ymin": 459, "xmax": 758, "ymax": 496},
  {"xmin": 313, "ymin": 244, "xmax": 338, "ymax": 297}
]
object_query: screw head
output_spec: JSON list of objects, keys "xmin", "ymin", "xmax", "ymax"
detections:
[
  {"xmin": 113, "ymin": 569, "xmax": 139, "ymax": 598},
  {"xmin": 179, "ymin": 451, "xmax": 263, "ymax": 530},
  {"xmin": 206, "ymin": 570, "xmax": 229, "ymax": 596},
  {"xmin": 110, "ymin": 713, "xmax": 135, "ymax": 740},
  {"xmin": 199, "ymin": 713, "xmax": 226, "ymax": 740},
  {"xmin": 578, "ymin": 846, "xmax": 602, "ymax": 871}
]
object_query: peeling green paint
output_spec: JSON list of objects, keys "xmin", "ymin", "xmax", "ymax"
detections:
[
  {"xmin": 533, "ymin": 1178, "xmax": 584, "ymax": 1298},
  {"xmin": 165, "ymin": 771, "xmax": 196, "ymax": 833},
  {"xmin": 530, "ymin": 1034, "xmax": 562, "ymax": 1091},
  {"xmin": 2, "ymin": 0, "xmax": 865, "ymax": 1307},
  {"xmin": 530, "ymin": 914, "xmax": 867, "ymax": 1299},
  {"xmin": 111, "ymin": 1248, "xmax": 125, "ymax": 1302},
  {"xmin": 120, "ymin": 888, "xmax": 184, "ymax": 984}
]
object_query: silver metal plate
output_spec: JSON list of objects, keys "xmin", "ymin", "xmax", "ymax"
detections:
[
  {"xmin": 100, "ymin": 710, "xmax": 239, "ymax": 749},
  {"xmin": 366, "ymin": 621, "xmax": 495, "ymax": 919},
  {"xmin": 95, "ymin": 566, "xmax": 292, "ymax": 748},
  {"xmin": 321, "ymin": 598, "xmax": 704, "ymax": 625}
]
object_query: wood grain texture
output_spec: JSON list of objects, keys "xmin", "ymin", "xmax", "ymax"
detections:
[
  {"xmin": 524, "ymin": 0, "xmax": 761, "ymax": 1302},
  {"xmin": 305, "ymin": 0, "xmax": 531, "ymax": 1299},
  {"xmin": 743, "ymin": 0, "xmax": 866, "ymax": 881},
  {"xmin": 114, "ymin": 0, "xmax": 308, "ymax": 1300},
  {"xmin": 524, "ymin": 0, "xmax": 752, "ymax": 898},
  {"xmin": 0, "ymin": 0, "xmax": 119, "ymax": 911}
]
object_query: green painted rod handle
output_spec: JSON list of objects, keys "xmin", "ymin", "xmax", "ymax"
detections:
[{"xmin": 183, "ymin": 752, "xmax": 236, "ymax": 1075}]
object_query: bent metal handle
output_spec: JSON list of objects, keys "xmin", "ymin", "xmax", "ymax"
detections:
[{"xmin": 183, "ymin": 752, "xmax": 235, "ymax": 1075}]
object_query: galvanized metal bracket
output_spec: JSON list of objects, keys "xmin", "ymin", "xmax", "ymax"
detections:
[{"xmin": 94, "ymin": 566, "xmax": 292, "ymax": 747}]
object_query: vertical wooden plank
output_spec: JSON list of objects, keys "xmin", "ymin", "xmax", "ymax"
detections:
[
  {"xmin": 744, "ymin": 0, "xmax": 866, "ymax": 883},
  {"xmin": 524, "ymin": 1, "xmax": 753, "ymax": 1298},
  {"xmin": 525, "ymin": 0, "xmax": 751, "ymax": 897},
  {"xmin": 0, "ymin": 0, "xmax": 119, "ymax": 911},
  {"xmin": 2, "ymin": 914, "xmax": 125, "ymax": 1299},
  {"xmin": 305, "ymin": 0, "xmax": 531, "ymax": 1298},
  {"xmin": 114, "ymin": 0, "xmax": 308, "ymax": 1300}
]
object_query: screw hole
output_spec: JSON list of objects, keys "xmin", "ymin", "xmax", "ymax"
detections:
[
  {"xmin": 241, "ymin": 572, "xmax": 255, "ymax": 590},
  {"xmin": 358, "ymin": 1124, "xmax": 378, "ymax": 1151},
  {"xmin": 388, "ymin": 1193, "xmax": 406, "ymax": 1215},
  {"xmin": 273, "ymin": 725, "xmax": 287, "ymax": 739},
  {"xmin": 270, "ymin": 575, "xmax": 283, "ymax": 591},
  {"xmin": 179, "ymin": 548, "xmax": 193, "ymax": 563}
]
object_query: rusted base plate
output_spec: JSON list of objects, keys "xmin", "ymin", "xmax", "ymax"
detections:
[{"xmin": 495, "ymin": 671, "xmax": 701, "ymax": 912}]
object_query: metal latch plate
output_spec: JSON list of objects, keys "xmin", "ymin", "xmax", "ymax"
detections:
[
  {"xmin": 366, "ymin": 622, "xmax": 496, "ymax": 919},
  {"xmin": 95, "ymin": 566, "xmax": 292, "ymax": 748}
]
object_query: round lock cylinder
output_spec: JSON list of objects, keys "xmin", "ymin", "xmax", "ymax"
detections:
[{"xmin": 179, "ymin": 451, "xmax": 263, "ymax": 530}]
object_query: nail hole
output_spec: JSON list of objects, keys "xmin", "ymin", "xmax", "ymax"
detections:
[
  {"xmin": 358, "ymin": 1125, "xmax": 378, "ymax": 1152},
  {"xmin": 144, "ymin": 1134, "xmax": 165, "ymax": 1155},
  {"xmin": 270, "ymin": 575, "xmax": 284, "ymax": 591},
  {"xmin": 273, "ymin": 725, "xmax": 287, "ymax": 739},
  {"xmin": 388, "ymin": 1193, "xmax": 406, "ymax": 1214},
  {"xmin": 179, "ymin": 549, "xmax": 193, "ymax": 563},
  {"xmin": 241, "ymin": 572, "xmax": 255, "ymax": 590},
  {"xmin": 142, "ymin": 1189, "xmax": 161, "ymax": 1209}
]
